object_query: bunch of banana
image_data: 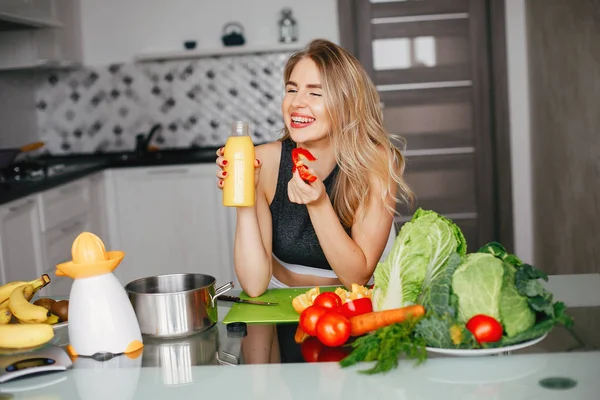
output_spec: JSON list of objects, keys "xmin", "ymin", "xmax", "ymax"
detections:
[
  {"xmin": 0, "ymin": 274, "xmax": 55, "ymax": 349},
  {"xmin": 0, "ymin": 274, "xmax": 51, "ymax": 305},
  {"xmin": 0, "ymin": 274, "xmax": 51, "ymax": 325},
  {"xmin": 9, "ymin": 284, "xmax": 52, "ymax": 324}
]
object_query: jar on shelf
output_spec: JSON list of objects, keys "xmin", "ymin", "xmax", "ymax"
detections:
[{"xmin": 278, "ymin": 8, "xmax": 298, "ymax": 43}]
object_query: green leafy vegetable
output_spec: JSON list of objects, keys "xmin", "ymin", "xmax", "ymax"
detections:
[
  {"xmin": 452, "ymin": 253, "xmax": 505, "ymax": 323},
  {"xmin": 486, "ymin": 302, "xmax": 572, "ymax": 348},
  {"xmin": 372, "ymin": 208, "xmax": 467, "ymax": 311},
  {"xmin": 514, "ymin": 264, "xmax": 555, "ymax": 317},
  {"xmin": 415, "ymin": 251, "xmax": 479, "ymax": 349},
  {"xmin": 413, "ymin": 316, "xmax": 455, "ymax": 348},
  {"xmin": 481, "ymin": 242, "xmax": 559, "ymax": 320},
  {"xmin": 485, "ymin": 318, "xmax": 555, "ymax": 347},
  {"xmin": 478, "ymin": 241, "xmax": 523, "ymax": 266},
  {"xmin": 553, "ymin": 301, "xmax": 574, "ymax": 328},
  {"xmin": 339, "ymin": 233, "xmax": 575, "ymax": 375},
  {"xmin": 420, "ymin": 252, "xmax": 463, "ymax": 318},
  {"xmin": 339, "ymin": 320, "xmax": 427, "ymax": 374},
  {"xmin": 499, "ymin": 262, "xmax": 536, "ymax": 336},
  {"xmin": 479, "ymin": 242, "xmax": 573, "ymax": 331}
]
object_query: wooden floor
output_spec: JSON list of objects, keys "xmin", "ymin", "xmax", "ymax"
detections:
[{"xmin": 527, "ymin": 0, "xmax": 600, "ymax": 274}]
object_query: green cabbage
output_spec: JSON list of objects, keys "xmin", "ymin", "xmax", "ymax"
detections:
[
  {"xmin": 452, "ymin": 252, "xmax": 536, "ymax": 337},
  {"xmin": 452, "ymin": 253, "xmax": 505, "ymax": 323},
  {"xmin": 372, "ymin": 208, "xmax": 466, "ymax": 311}
]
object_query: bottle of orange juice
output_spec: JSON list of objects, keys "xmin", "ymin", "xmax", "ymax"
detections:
[{"xmin": 223, "ymin": 121, "xmax": 255, "ymax": 207}]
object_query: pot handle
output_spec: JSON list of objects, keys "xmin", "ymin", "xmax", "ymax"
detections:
[
  {"xmin": 216, "ymin": 350, "xmax": 238, "ymax": 366},
  {"xmin": 211, "ymin": 281, "xmax": 234, "ymax": 306}
]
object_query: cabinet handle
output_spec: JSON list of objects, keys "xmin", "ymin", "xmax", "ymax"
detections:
[
  {"xmin": 60, "ymin": 221, "xmax": 82, "ymax": 234},
  {"xmin": 8, "ymin": 199, "xmax": 34, "ymax": 213},
  {"xmin": 146, "ymin": 168, "xmax": 190, "ymax": 175}
]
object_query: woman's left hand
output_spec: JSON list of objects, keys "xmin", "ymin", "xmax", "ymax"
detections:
[{"xmin": 288, "ymin": 169, "xmax": 327, "ymax": 205}]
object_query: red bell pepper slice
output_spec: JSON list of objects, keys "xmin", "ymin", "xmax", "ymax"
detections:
[
  {"xmin": 292, "ymin": 147, "xmax": 317, "ymax": 164},
  {"xmin": 337, "ymin": 298, "xmax": 373, "ymax": 319},
  {"xmin": 293, "ymin": 164, "xmax": 318, "ymax": 183},
  {"xmin": 291, "ymin": 148, "xmax": 318, "ymax": 183}
]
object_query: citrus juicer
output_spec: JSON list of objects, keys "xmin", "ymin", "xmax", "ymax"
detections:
[{"xmin": 56, "ymin": 232, "xmax": 143, "ymax": 359}]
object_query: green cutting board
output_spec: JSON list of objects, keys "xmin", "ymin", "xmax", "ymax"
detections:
[{"xmin": 222, "ymin": 286, "xmax": 341, "ymax": 325}]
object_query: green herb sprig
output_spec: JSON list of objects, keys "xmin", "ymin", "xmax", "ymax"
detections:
[{"xmin": 339, "ymin": 319, "xmax": 427, "ymax": 374}]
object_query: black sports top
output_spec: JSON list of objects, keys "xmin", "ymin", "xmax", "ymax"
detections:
[{"xmin": 269, "ymin": 138, "xmax": 350, "ymax": 270}]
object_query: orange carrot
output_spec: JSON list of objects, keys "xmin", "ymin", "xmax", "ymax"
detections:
[
  {"xmin": 349, "ymin": 305, "xmax": 426, "ymax": 336},
  {"xmin": 294, "ymin": 325, "xmax": 310, "ymax": 344}
]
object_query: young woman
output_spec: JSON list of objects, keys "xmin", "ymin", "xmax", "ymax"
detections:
[{"xmin": 216, "ymin": 39, "xmax": 413, "ymax": 298}]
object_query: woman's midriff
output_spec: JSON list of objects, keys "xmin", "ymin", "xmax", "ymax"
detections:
[{"xmin": 272, "ymin": 256, "xmax": 341, "ymax": 287}]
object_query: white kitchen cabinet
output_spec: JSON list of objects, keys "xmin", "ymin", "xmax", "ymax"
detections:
[
  {"xmin": 106, "ymin": 164, "xmax": 234, "ymax": 288},
  {"xmin": 38, "ymin": 176, "xmax": 90, "ymax": 232},
  {"xmin": 0, "ymin": 0, "xmax": 60, "ymax": 28},
  {"xmin": 37, "ymin": 174, "xmax": 96, "ymax": 297},
  {"xmin": 88, "ymin": 171, "xmax": 109, "ymax": 246},
  {"xmin": 49, "ymin": 0, "xmax": 81, "ymax": 63},
  {"xmin": 0, "ymin": 195, "xmax": 45, "ymax": 284},
  {"xmin": 39, "ymin": 212, "xmax": 89, "ymax": 297},
  {"xmin": 0, "ymin": 0, "xmax": 81, "ymax": 70}
]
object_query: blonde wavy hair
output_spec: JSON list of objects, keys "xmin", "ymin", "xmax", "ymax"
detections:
[{"xmin": 280, "ymin": 39, "xmax": 414, "ymax": 228}]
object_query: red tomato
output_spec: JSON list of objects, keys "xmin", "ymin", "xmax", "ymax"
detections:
[
  {"xmin": 317, "ymin": 346, "xmax": 352, "ymax": 363},
  {"xmin": 466, "ymin": 314, "xmax": 503, "ymax": 343},
  {"xmin": 313, "ymin": 292, "xmax": 342, "ymax": 309},
  {"xmin": 299, "ymin": 305, "xmax": 328, "ymax": 336},
  {"xmin": 300, "ymin": 337, "xmax": 323, "ymax": 363},
  {"xmin": 315, "ymin": 311, "xmax": 351, "ymax": 347},
  {"xmin": 337, "ymin": 298, "xmax": 372, "ymax": 319}
]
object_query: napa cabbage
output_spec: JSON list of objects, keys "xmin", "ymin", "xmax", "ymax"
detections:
[{"xmin": 371, "ymin": 208, "xmax": 466, "ymax": 311}]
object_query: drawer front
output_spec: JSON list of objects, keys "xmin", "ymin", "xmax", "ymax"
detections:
[
  {"xmin": 40, "ymin": 178, "xmax": 90, "ymax": 232},
  {"xmin": 41, "ymin": 215, "xmax": 90, "ymax": 297},
  {"xmin": 43, "ymin": 216, "xmax": 90, "ymax": 269},
  {"xmin": 41, "ymin": 271, "xmax": 73, "ymax": 298}
]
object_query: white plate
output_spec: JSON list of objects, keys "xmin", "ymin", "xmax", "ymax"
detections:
[{"xmin": 425, "ymin": 333, "xmax": 548, "ymax": 356}]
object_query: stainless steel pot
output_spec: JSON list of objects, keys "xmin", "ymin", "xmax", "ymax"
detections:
[
  {"xmin": 124, "ymin": 273, "xmax": 233, "ymax": 338},
  {"xmin": 142, "ymin": 325, "xmax": 220, "ymax": 385}
]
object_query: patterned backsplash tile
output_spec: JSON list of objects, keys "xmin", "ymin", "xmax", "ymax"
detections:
[{"xmin": 35, "ymin": 52, "xmax": 293, "ymax": 154}]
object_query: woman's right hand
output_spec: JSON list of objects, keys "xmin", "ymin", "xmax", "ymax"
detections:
[{"xmin": 215, "ymin": 147, "xmax": 262, "ymax": 190}]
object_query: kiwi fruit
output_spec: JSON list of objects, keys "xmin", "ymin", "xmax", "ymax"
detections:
[
  {"xmin": 51, "ymin": 300, "xmax": 69, "ymax": 322},
  {"xmin": 33, "ymin": 298, "xmax": 56, "ymax": 312}
]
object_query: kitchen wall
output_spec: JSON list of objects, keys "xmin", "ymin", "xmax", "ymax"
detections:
[
  {"xmin": 526, "ymin": 0, "xmax": 600, "ymax": 274},
  {"xmin": 34, "ymin": 51, "xmax": 292, "ymax": 154},
  {"xmin": 0, "ymin": 71, "xmax": 40, "ymax": 148},
  {"xmin": 79, "ymin": 0, "xmax": 340, "ymax": 65}
]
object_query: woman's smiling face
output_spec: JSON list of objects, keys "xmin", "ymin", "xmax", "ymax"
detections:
[{"xmin": 282, "ymin": 57, "xmax": 331, "ymax": 145}]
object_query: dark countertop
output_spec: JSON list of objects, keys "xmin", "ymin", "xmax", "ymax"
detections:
[{"xmin": 0, "ymin": 147, "xmax": 221, "ymax": 206}]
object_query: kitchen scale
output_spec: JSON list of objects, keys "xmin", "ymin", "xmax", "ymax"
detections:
[{"xmin": 0, "ymin": 345, "xmax": 72, "ymax": 383}]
